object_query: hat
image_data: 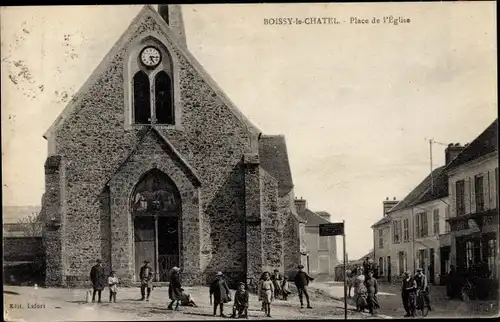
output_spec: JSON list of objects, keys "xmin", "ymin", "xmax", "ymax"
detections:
[
  {"xmin": 96, "ymin": 259, "xmax": 102, "ymax": 263},
  {"xmin": 298, "ymin": 265, "xmax": 304, "ymax": 269},
  {"xmin": 216, "ymin": 271, "xmax": 223, "ymax": 276},
  {"xmin": 416, "ymin": 268, "xmax": 423, "ymax": 272},
  {"xmin": 274, "ymin": 269, "xmax": 279, "ymax": 272},
  {"xmin": 238, "ymin": 282, "xmax": 245, "ymax": 287},
  {"xmin": 172, "ymin": 266, "xmax": 180, "ymax": 271},
  {"xmin": 144, "ymin": 260, "xmax": 150, "ymax": 264}
]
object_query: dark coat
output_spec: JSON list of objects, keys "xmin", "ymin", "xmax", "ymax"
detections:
[
  {"xmin": 90, "ymin": 264, "xmax": 106, "ymax": 290},
  {"xmin": 210, "ymin": 277, "xmax": 231, "ymax": 304},
  {"xmin": 234, "ymin": 289, "xmax": 249, "ymax": 308},
  {"xmin": 168, "ymin": 271, "xmax": 183, "ymax": 300},
  {"xmin": 294, "ymin": 270, "xmax": 314, "ymax": 288}
]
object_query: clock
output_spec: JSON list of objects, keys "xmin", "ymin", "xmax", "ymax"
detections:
[{"xmin": 140, "ymin": 46, "xmax": 162, "ymax": 68}]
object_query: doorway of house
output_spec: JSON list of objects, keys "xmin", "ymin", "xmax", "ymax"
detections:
[
  {"xmin": 132, "ymin": 169, "xmax": 181, "ymax": 282},
  {"xmin": 387, "ymin": 256, "xmax": 391, "ymax": 283},
  {"xmin": 429, "ymin": 248, "xmax": 435, "ymax": 284}
]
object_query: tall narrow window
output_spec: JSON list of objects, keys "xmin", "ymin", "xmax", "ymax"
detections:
[
  {"xmin": 475, "ymin": 175, "xmax": 485, "ymax": 212},
  {"xmin": 403, "ymin": 218, "xmax": 409, "ymax": 241},
  {"xmin": 456, "ymin": 180, "xmax": 466, "ymax": 216},
  {"xmin": 378, "ymin": 229, "xmax": 384, "ymax": 249},
  {"xmin": 433, "ymin": 209, "xmax": 440, "ymax": 235},
  {"xmin": 133, "ymin": 71, "xmax": 151, "ymax": 124},
  {"xmin": 155, "ymin": 71, "xmax": 174, "ymax": 125}
]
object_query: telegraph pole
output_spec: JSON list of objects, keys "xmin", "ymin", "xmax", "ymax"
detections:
[{"xmin": 429, "ymin": 138, "xmax": 434, "ymax": 194}]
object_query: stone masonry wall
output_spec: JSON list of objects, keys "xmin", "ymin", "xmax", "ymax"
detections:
[
  {"xmin": 244, "ymin": 153, "xmax": 263, "ymax": 291},
  {"xmin": 260, "ymin": 168, "xmax": 282, "ymax": 273},
  {"xmin": 281, "ymin": 191, "xmax": 302, "ymax": 277},
  {"xmin": 42, "ymin": 155, "xmax": 67, "ymax": 286},
  {"xmin": 46, "ymin": 12, "xmax": 255, "ymax": 286}
]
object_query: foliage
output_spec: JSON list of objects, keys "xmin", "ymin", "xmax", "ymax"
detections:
[{"xmin": 16, "ymin": 212, "xmax": 43, "ymax": 237}]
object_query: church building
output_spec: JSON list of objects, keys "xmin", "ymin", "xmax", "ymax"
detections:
[{"xmin": 41, "ymin": 5, "xmax": 308, "ymax": 287}]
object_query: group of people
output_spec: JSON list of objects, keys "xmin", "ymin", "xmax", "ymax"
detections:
[
  {"xmin": 347, "ymin": 266, "xmax": 380, "ymax": 315},
  {"xmin": 401, "ymin": 268, "xmax": 432, "ymax": 317},
  {"xmin": 89, "ymin": 259, "xmax": 317, "ymax": 318},
  {"xmin": 89, "ymin": 259, "xmax": 119, "ymax": 303}
]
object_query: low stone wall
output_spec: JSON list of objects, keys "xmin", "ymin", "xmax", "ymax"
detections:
[
  {"xmin": 3, "ymin": 237, "xmax": 45, "ymax": 262},
  {"xmin": 3, "ymin": 237, "xmax": 45, "ymax": 286}
]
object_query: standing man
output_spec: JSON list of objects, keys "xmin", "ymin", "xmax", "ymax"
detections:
[
  {"xmin": 401, "ymin": 271, "xmax": 417, "ymax": 317},
  {"xmin": 89, "ymin": 259, "xmax": 106, "ymax": 303},
  {"xmin": 139, "ymin": 260, "xmax": 154, "ymax": 301},
  {"xmin": 294, "ymin": 264, "xmax": 314, "ymax": 309},
  {"xmin": 415, "ymin": 268, "xmax": 432, "ymax": 311}
]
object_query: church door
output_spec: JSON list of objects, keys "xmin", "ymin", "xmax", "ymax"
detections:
[{"xmin": 132, "ymin": 169, "xmax": 181, "ymax": 282}]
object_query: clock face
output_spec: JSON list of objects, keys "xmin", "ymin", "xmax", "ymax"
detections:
[{"xmin": 140, "ymin": 46, "xmax": 162, "ymax": 68}]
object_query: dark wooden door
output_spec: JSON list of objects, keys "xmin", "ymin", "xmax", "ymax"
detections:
[
  {"xmin": 158, "ymin": 216, "xmax": 180, "ymax": 281},
  {"xmin": 429, "ymin": 248, "xmax": 435, "ymax": 284},
  {"xmin": 134, "ymin": 216, "xmax": 155, "ymax": 281}
]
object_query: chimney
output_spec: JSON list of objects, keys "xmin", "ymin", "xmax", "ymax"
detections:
[
  {"xmin": 158, "ymin": 4, "xmax": 187, "ymax": 47},
  {"xmin": 294, "ymin": 197, "xmax": 307, "ymax": 218},
  {"xmin": 445, "ymin": 143, "xmax": 465, "ymax": 164},
  {"xmin": 383, "ymin": 197, "xmax": 398, "ymax": 217}
]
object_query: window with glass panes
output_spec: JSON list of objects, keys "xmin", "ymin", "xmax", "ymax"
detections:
[{"xmin": 433, "ymin": 209, "xmax": 440, "ymax": 235}]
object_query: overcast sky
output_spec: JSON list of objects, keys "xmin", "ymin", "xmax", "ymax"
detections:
[{"xmin": 1, "ymin": 3, "xmax": 497, "ymax": 259}]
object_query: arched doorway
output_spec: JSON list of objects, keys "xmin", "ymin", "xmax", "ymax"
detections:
[{"xmin": 131, "ymin": 169, "xmax": 181, "ymax": 282}]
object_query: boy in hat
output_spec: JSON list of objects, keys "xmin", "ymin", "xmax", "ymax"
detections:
[
  {"xmin": 281, "ymin": 276, "xmax": 292, "ymax": 300},
  {"xmin": 108, "ymin": 271, "xmax": 119, "ymax": 303},
  {"xmin": 231, "ymin": 282, "xmax": 249, "ymax": 319},
  {"xmin": 139, "ymin": 260, "xmax": 154, "ymax": 301}
]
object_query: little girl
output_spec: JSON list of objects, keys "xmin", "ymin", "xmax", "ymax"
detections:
[
  {"xmin": 258, "ymin": 272, "xmax": 274, "ymax": 317},
  {"xmin": 108, "ymin": 271, "xmax": 119, "ymax": 303},
  {"xmin": 281, "ymin": 276, "xmax": 292, "ymax": 300}
]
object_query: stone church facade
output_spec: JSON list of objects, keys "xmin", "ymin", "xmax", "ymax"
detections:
[{"xmin": 41, "ymin": 5, "xmax": 308, "ymax": 287}]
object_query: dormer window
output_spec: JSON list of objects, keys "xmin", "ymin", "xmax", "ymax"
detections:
[{"xmin": 131, "ymin": 44, "xmax": 175, "ymax": 125}]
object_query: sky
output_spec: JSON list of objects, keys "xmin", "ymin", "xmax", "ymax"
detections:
[{"xmin": 1, "ymin": 3, "xmax": 497, "ymax": 259}]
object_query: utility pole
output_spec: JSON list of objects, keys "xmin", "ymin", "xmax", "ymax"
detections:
[{"xmin": 429, "ymin": 138, "xmax": 434, "ymax": 194}]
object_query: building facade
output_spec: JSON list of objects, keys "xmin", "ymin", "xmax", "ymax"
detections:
[
  {"xmin": 372, "ymin": 198, "xmax": 397, "ymax": 281},
  {"xmin": 445, "ymin": 119, "xmax": 498, "ymax": 281},
  {"xmin": 40, "ymin": 5, "xmax": 308, "ymax": 287},
  {"xmin": 295, "ymin": 198, "xmax": 338, "ymax": 277},
  {"xmin": 372, "ymin": 143, "xmax": 467, "ymax": 285}
]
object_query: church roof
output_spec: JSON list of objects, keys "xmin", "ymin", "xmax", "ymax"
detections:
[
  {"xmin": 43, "ymin": 5, "xmax": 261, "ymax": 141},
  {"xmin": 301, "ymin": 208, "xmax": 330, "ymax": 227},
  {"xmin": 444, "ymin": 119, "xmax": 498, "ymax": 172},
  {"xmin": 259, "ymin": 135, "xmax": 294, "ymax": 197}
]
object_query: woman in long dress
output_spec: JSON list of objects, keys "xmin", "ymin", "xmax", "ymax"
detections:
[
  {"xmin": 353, "ymin": 267, "xmax": 368, "ymax": 312},
  {"xmin": 365, "ymin": 270, "xmax": 380, "ymax": 315},
  {"xmin": 258, "ymin": 272, "xmax": 275, "ymax": 317}
]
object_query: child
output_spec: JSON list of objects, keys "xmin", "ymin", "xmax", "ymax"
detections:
[
  {"xmin": 258, "ymin": 272, "xmax": 274, "ymax": 317},
  {"xmin": 108, "ymin": 271, "xmax": 119, "ymax": 303},
  {"xmin": 281, "ymin": 276, "xmax": 292, "ymax": 301},
  {"xmin": 179, "ymin": 291, "xmax": 198, "ymax": 307},
  {"xmin": 231, "ymin": 282, "xmax": 249, "ymax": 319}
]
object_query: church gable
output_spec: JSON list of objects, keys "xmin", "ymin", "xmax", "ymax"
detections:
[{"xmin": 46, "ymin": 5, "xmax": 263, "ymax": 196}]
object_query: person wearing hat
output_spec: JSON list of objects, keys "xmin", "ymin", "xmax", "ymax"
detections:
[
  {"xmin": 293, "ymin": 264, "xmax": 314, "ymax": 309},
  {"xmin": 108, "ymin": 270, "xmax": 119, "ymax": 303},
  {"xmin": 231, "ymin": 282, "xmax": 249, "ymax": 318},
  {"xmin": 414, "ymin": 268, "xmax": 431, "ymax": 311},
  {"xmin": 209, "ymin": 271, "xmax": 231, "ymax": 317},
  {"xmin": 401, "ymin": 271, "xmax": 417, "ymax": 317},
  {"xmin": 139, "ymin": 260, "xmax": 154, "ymax": 301},
  {"xmin": 270, "ymin": 269, "xmax": 283, "ymax": 299},
  {"xmin": 168, "ymin": 267, "xmax": 183, "ymax": 310},
  {"xmin": 89, "ymin": 259, "xmax": 106, "ymax": 303}
]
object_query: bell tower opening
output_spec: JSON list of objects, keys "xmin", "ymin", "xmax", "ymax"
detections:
[{"xmin": 131, "ymin": 169, "xmax": 182, "ymax": 282}]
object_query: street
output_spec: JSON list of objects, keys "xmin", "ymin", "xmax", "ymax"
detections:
[
  {"xmin": 315, "ymin": 281, "xmax": 499, "ymax": 319},
  {"xmin": 3, "ymin": 284, "xmax": 375, "ymax": 321}
]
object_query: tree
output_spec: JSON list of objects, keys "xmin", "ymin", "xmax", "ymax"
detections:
[{"xmin": 17, "ymin": 212, "xmax": 42, "ymax": 237}]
